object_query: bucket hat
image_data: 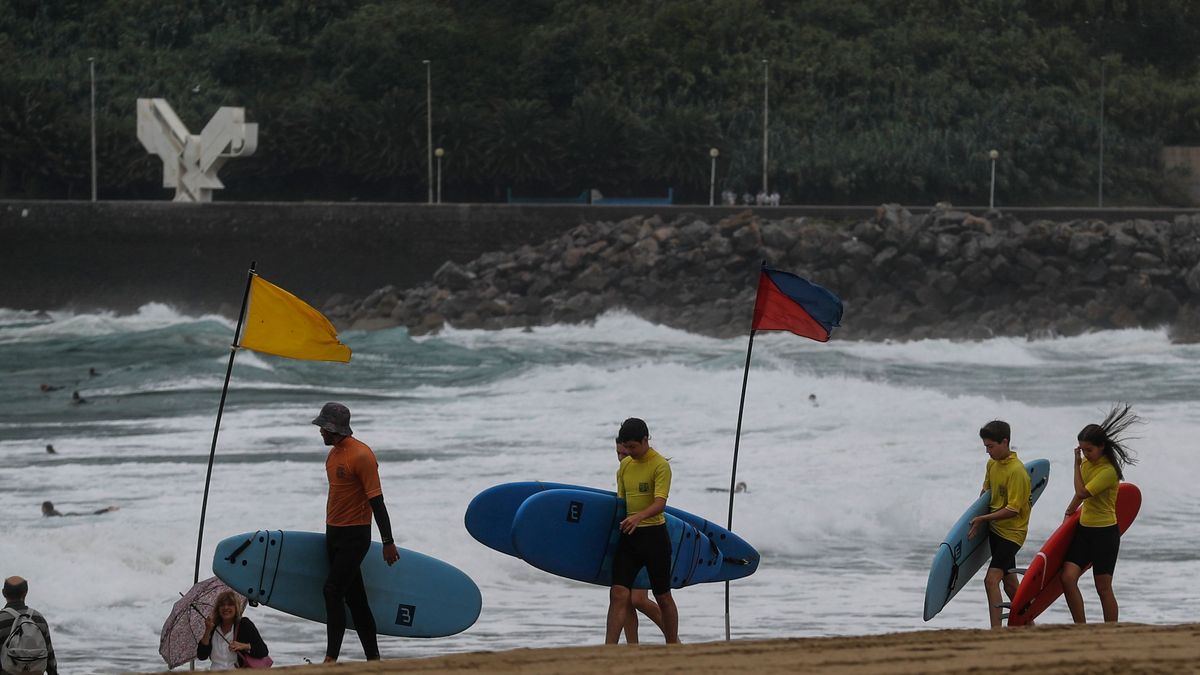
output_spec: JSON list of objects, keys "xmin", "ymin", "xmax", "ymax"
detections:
[{"xmin": 312, "ymin": 402, "xmax": 353, "ymax": 436}]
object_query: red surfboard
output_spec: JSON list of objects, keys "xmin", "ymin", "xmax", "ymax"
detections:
[{"xmin": 1008, "ymin": 482, "xmax": 1141, "ymax": 626}]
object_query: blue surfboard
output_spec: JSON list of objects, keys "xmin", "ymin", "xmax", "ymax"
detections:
[
  {"xmin": 212, "ymin": 530, "xmax": 481, "ymax": 638},
  {"xmin": 464, "ymin": 481, "xmax": 759, "ymax": 582},
  {"xmin": 511, "ymin": 489, "xmax": 723, "ymax": 588},
  {"xmin": 923, "ymin": 459, "xmax": 1051, "ymax": 621}
]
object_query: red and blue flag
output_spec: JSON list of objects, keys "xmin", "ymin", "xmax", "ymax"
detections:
[{"xmin": 751, "ymin": 266, "xmax": 843, "ymax": 342}]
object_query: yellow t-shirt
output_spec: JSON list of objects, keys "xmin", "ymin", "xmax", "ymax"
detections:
[
  {"xmin": 982, "ymin": 452, "xmax": 1032, "ymax": 546},
  {"xmin": 616, "ymin": 447, "xmax": 672, "ymax": 527},
  {"xmin": 1080, "ymin": 456, "xmax": 1120, "ymax": 527}
]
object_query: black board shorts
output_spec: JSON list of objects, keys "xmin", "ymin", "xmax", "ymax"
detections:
[
  {"xmin": 1065, "ymin": 523, "xmax": 1121, "ymax": 576},
  {"xmin": 988, "ymin": 531, "xmax": 1021, "ymax": 572},
  {"xmin": 612, "ymin": 523, "xmax": 673, "ymax": 596}
]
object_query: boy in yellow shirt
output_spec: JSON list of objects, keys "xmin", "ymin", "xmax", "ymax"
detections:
[
  {"xmin": 968, "ymin": 420, "xmax": 1031, "ymax": 628},
  {"xmin": 604, "ymin": 418, "xmax": 679, "ymax": 644}
]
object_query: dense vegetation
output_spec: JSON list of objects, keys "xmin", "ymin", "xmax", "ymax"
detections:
[{"xmin": 3, "ymin": 0, "xmax": 1199, "ymax": 204}]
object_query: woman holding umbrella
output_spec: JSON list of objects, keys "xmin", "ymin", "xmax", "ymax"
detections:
[{"xmin": 197, "ymin": 590, "xmax": 270, "ymax": 669}]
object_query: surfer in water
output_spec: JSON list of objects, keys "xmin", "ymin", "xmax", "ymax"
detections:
[
  {"xmin": 604, "ymin": 418, "xmax": 680, "ymax": 644},
  {"xmin": 967, "ymin": 420, "xmax": 1031, "ymax": 629},
  {"xmin": 1061, "ymin": 404, "xmax": 1141, "ymax": 624},
  {"xmin": 704, "ymin": 481, "xmax": 748, "ymax": 493},
  {"xmin": 41, "ymin": 501, "xmax": 118, "ymax": 517},
  {"xmin": 614, "ymin": 442, "xmax": 665, "ymax": 643}
]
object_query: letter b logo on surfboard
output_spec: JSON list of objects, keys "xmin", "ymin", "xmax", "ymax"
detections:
[
  {"xmin": 395, "ymin": 603, "xmax": 416, "ymax": 627},
  {"xmin": 566, "ymin": 500, "xmax": 584, "ymax": 523}
]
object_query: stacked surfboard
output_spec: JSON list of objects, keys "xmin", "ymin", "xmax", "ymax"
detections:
[{"xmin": 465, "ymin": 481, "xmax": 759, "ymax": 588}]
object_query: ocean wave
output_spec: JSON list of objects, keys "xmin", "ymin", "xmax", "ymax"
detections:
[{"xmin": 0, "ymin": 303, "xmax": 233, "ymax": 343}]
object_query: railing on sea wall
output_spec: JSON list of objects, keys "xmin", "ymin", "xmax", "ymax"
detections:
[{"xmin": 506, "ymin": 188, "xmax": 673, "ymax": 205}]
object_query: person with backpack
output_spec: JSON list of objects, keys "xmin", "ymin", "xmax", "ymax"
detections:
[{"xmin": 0, "ymin": 577, "xmax": 57, "ymax": 675}]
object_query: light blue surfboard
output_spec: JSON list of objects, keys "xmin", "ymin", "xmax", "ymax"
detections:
[
  {"xmin": 511, "ymin": 489, "xmax": 723, "ymax": 588},
  {"xmin": 464, "ymin": 481, "xmax": 759, "ymax": 582},
  {"xmin": 923, "ymin": 459, "xmax": 1051, "ymax": 621},
  {"xmin": 212, "ymin": 530, "xmax": 481, "ymax": 638}
]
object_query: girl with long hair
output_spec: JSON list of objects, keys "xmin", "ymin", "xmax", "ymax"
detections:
[{"xmin": 1060, "ymin": 404, "xmax": 1141, "ymax": 623}]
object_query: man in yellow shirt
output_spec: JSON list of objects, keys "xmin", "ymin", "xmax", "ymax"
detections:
[
  {"xmin": 604, "ymin": 418, "xmax": 679, "ymax": 644},
  {"xmin": 967, "ymin": 420, "xmax": 1031, "ymax": 628}
]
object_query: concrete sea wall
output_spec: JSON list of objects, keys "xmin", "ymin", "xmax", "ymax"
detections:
[{"xmin": 5, "ymin": 200, "xmax": 1200, "ymax": 341}]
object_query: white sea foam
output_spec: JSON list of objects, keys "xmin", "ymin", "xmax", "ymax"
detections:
[{"xmin": 0, "ymin": 303, "xmax": 232, "ymax": 343}]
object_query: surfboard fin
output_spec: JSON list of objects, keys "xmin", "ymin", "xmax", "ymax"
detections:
[
  {"xmin": 994, "ymin": 602, "xmax": 1011, "ymax": 609},
  {"xmin": 1007, "ymin": 567, "xmax": 1027, "ymax": 575}
]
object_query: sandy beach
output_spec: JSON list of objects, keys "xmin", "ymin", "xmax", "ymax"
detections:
[{"xmin": 182, "ymin": 623, "xmax": 1199, "ymax": 674}]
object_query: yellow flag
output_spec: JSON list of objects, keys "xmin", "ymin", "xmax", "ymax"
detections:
[{"xmin": 239, "ymin": 276, "xmax": 352, "ymax": 363}]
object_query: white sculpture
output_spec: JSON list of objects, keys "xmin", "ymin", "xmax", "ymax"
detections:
[{"xmin": 136, "ymin": 98, "xmax": 258, "ymax": 202}]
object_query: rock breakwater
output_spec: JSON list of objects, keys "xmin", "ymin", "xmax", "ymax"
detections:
[{"xmin": 327, "ymin": 205, "xmax": 1200, "ymax": 342}]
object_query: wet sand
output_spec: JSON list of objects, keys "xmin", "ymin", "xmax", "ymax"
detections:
[{"xmin": 242, "ymin": 623, "xmax": 1199, "ymax": 674}]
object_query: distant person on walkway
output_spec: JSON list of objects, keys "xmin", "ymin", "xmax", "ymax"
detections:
[
  {"xmin": 967, "ymin": 420, "xmax": 1031, "ymax": 629},
  {"xmin": 41, "ymin": 501, "xmax": 118, "ymax": 517},
  {"xmin": 1, "ymin": 576, "xmax": 58, "ymax": 675},
  {"xmin": 313, "ymin": 402, "xmax": 399, "ymax": 663},
  {"xmin": 1061, "ymin": 404, "xmax": 1141, "ymax": 624},
  {"xmin": 742, "ymin": 192, "xmax": 753, "ymax": 206},
  {"xmin": 197, "ymin": 590, "xmax": 270, "ymax": 670},
  {"xmin": 769, "ymin": 191, "xmax": 781, "ymax": 206},
  {"xmin": 604, "ymin": 418, "xmax": 679, "ymax": 644},
  {"xmin": 613, "ymin": 442, "xmax": 664, "ymax": 644}
]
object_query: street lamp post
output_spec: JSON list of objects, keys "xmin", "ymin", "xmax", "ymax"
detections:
[
  {"xmin": 709, "ymin": 148, "xmax": 719, "ymax": 206},
  {"xmin": 423, "ymin": 59, "xmax": 433, "ymax": 205},
  {"xmin": 1098, "ymin": 58, "xmax": 1106, "ymax": 208},
  {"xmin": 761, "ymin": 59, "xmax": 769, "ymax": 197},
  {"xmin": 89, "ymin": 57, "xmax": 96, "ymax": 202},
  {"xmin": 988, "ymin": 149, "xmax": 999, "ymax": 209},
  {"xmin": 435, "ymin": 147, "xmax": 444, "ymax": 204}
]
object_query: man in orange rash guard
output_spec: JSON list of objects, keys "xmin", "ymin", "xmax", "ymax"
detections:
[{"xmin": 312, "ymin": 402, "xmax": 399, "ymax": 662}]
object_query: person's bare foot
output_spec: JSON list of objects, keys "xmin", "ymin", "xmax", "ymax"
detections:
[{"xmin": 323, "ymin": 656, "xmax": 336, "ymax": 663}]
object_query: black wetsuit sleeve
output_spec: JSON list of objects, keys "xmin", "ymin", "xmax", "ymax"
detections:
[
  {"xmin": 239, "ymin": 617, "xmax": 269, "ymax": 657},
  {"xmin": 368, "ymin": 495, "xmax": 394, "ymax": 543}
]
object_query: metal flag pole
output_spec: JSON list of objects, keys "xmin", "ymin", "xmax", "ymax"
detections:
[
  {"xmin": 724, "ymin": 328, "xmax": 757, "ymax": 640},
  {"xmin": 193, "ymin": 262, "xmax": 256, "ymax": 585}
]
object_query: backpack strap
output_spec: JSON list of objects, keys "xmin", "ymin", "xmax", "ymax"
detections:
[{"xmin": 3, "ymin": 607, "xmax": 29, "ymax": 644}]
